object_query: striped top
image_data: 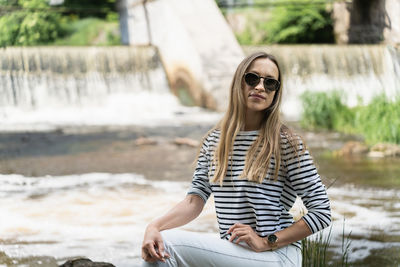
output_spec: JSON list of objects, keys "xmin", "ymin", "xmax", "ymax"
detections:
[{"xmin": 187, "ymin": 129, "xmax": 331, "ymax": 249}]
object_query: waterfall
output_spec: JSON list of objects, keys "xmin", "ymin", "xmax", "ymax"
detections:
[
  {"xmin": 0, "ymin": 46, "xmax": 168, "ymax": 108},
  {"xmin": 0, "ymin": 46, "xmax": 221, "ymax": 131},
  {"xmin": 244, "ymin": 45, "xmax": 400, "ymax": 119},
  {"xmin": 1, "ymin": 45, "xmax": 398, "ymax": 128}
]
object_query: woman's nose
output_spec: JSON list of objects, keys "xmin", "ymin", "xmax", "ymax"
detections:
[{"xmin": 254, "ymin": 78, "xmax": 265, "ymax": 91}]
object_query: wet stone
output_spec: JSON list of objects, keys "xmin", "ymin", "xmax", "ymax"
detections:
[
  {"xmin": 334, "ymin": 141, "xmax": 369, "ymax": 156},
  {"xmin": 369, "ymin": 143, "xmax": 400, "ymax": 158},
  {"xmin": 134, "ymin": 137, "xmax": 158, "ymax": 146},
  {"xmin": 173, "ymin": 137, "xmax": 200, "ymax": 147},
  {"xmin": 59, "ymin": 258, "xmax": 115, "ymax": 267}
]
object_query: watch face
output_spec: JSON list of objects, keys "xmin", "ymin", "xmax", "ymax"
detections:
[{"xmin": 268, "ymin": 234, "xmax": 278, "ymax": 243}]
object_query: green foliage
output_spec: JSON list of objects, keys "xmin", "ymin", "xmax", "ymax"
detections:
[
  {"xmin": 300, "ymin": 91, "xmax": 353, "ymax": 130},
  {"xmin": 302, "ymin": 222, "xmax": 352, "ymax": 266},
  {"xmin": 300, "ymin": 91, "xmax": 400, "ymax": 145},
  {"xmin": 231, "ymin": 0, "xmax": 334, "ymax": 44},
  {"xmin": 232, "ymin": 8, "xmax": 272, "ymax": 45},
  {"xmin": 265, "ymin": 0, "xmax": 334, "ymax": 43},
  {"xmin": 352, "ymin": 96, "xmax": 400, "ymax": 144},
  {"xmin": 62, "ymin": 0, "xmax": 117, "ymax": 18},
  {"xmin": 54, "ymin": 18, "xmax": 120, "ymax": 46},
  {"xmin": 0, "ymin": 0, "xmax": 65, "ymax": 46},
  {"xmin": 302, "ymin": 226, "xmax": 332, "ymax": 266},
  {"xmin": 0, "ymin": 0, "xmax": 119, "ymax": 46}
]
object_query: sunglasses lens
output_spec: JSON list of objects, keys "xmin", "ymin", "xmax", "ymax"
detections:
[
  {"xmin": 244, "ymin": 73, "xmax": 260, "ymax": 86},
  {"xmin": 264, "ymin": 79, "xmax": 279, "ymax": 91}
]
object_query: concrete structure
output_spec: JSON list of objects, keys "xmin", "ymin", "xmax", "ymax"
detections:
[
  {"xmin": 118, "ymin": 0, "xmax": 244, "ymax": 110},
  {"xmin": 333, "ymin": 0, "xmax": 400, "ymax": 46}
]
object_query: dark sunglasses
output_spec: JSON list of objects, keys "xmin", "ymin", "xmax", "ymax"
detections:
[{"xmin": 244, "ymin": 72, "xmax": 280, "ymax": 91}]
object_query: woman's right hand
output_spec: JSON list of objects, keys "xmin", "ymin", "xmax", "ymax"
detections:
[{"xmin": 141, "ymin": 225, "xmax": 170, "ymax": 263}]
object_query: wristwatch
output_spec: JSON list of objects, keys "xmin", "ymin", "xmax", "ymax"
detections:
[{"xmin": 267, "ymin": 234, "xmax": 278, "ymax": 250}]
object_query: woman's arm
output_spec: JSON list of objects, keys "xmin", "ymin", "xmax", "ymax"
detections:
[
  {"xmin": 228, "ymin": 137, "xmax": 330, "ymax": 252},
  {"xmin": 267, "ymin": 218, "xmax": 312, "ymax": 249},
  {"xmin": 227, "ymin": 219, "xmax": 312, "ymax": 251},
  {"xmin": 143, "ymin": 133, "xmax": 213, "ymax": 262},
  {"xmin": 142, "ymin": 194, "xmax": 205, "ymax": 262},
  {"xmin": 147, "ymin": 194, "xmax": 205, "ymax": 231}
]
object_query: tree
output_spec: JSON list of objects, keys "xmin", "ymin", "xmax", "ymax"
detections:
[
  {"xmin": 265, "ymin": 0, "xmax": 334, "ymax": 44},
  {"xmin": 0, "ymin": 0, "xmax": 64, "ymax": 46}
]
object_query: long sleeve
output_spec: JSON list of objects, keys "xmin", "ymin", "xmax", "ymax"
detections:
[
  {"xmin": 284, "ymin": 138, "xmax": 331, "ymax": 233},
  {"xmin": 187, "ymin": 136, "xmax": 212, "ymax": 203}
]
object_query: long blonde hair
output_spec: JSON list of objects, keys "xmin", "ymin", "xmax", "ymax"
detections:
[{"xmin": 208, "ymin": 51, "xmax": 297, "ymax": 184}]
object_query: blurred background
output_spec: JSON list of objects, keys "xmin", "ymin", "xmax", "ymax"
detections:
[{"xmin": 0, "ymin": 0, "xmax": 399, "ymax": 266}]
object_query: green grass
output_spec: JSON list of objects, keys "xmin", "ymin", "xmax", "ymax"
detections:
[
  {"xmin": 302, "ymin": 227, "xmax": 332, "ymax": 266},
  {"xmin": 300, "ymin": 91, "xmax": 400, "ymax": 145},
  {"xmin": 53, "ymin": 17, "xmax": 120, "ymax": 46},
  {"xmin": 230, "ymin": 9, "xmax": 273, "ymax": 45},
  {"xmin": 302, "ymin": 222, "xmax": 352, "ymax": 266}
]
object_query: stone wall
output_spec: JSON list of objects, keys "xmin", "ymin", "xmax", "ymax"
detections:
[{"xmin": 117, "ymin": 0, "xmax": 244, "ymax": 111}]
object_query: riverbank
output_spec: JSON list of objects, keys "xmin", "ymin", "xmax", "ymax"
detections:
[
  {"xmin": 0, "ymin": 125, "xmax": 399, "ymax": 266},
  {"xmin": 0, "ymin": 125, "xmax": 211, "ymax": 180}
]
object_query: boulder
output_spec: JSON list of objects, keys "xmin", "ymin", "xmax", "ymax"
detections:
[
  {"xmin": 368, "ymin": 143, "xmax": 400, "ymax": 157},
  {"xmin": 335, "ymin": 141, "xmax": 369, "ymax": 156},
  {"xmin": 134, "ymin": 137, "xmax": 158, "ymax": 146},
  {"xmin": 173, "ymin": 137, "xmax": 200, "ymax": 147},
  {"xmin": 59, "ymin": 258, "xmax": 115, "ymax": 267}
]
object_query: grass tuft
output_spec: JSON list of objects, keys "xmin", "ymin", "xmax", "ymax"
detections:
[
  {"xmin": 302, "ymin": 221, "xmax": 352, "ymax": 266},
  {"xmin": 300, "ymin": 91, "xmax": 400, "ymax": 145}
]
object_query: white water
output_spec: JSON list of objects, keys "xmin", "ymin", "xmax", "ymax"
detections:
[
  {"xmin": 0, "ymin": 173, "xmax": 218, "ymax": 266},
  {"xmin": 0, "ymin": 173, "xmax": 399, "ymax": 266},
  {"xmin": 0, "ymin": 47, "xmax": 222, "ymax": 132},
  {"xmin": 245, "ymin": 45, "xmax": 400, "ymax": 120},
  {"xmin": 0, "ymin": 91, "xmax": 222, "ymax": 132},
  {"xmin": 1, "ymin": 46, "xmax": 399, "ymax": 131},
  {"xmin": 0, "ymin": 45, "xmax": 399, "ymax": 265}
]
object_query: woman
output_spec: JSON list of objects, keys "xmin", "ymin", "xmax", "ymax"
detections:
[{"xmin": 141, "ymin": 52, "xmax": 331, "ymax": 266}]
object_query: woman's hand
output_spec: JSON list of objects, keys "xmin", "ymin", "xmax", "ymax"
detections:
[
  {"xmin": 227, "ymin": 223, "xmax": 269, "ymax": 252},
  {"xmin": 141, "ymin": 225, "xmax": 170, "ymax": 263}
]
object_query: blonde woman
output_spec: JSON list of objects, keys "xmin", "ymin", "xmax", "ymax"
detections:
[{"xmin": 141, "ymin": 52, "xmax": 331, "ymax": 266}]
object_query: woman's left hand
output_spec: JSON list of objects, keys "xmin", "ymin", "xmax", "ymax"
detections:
[{"xmin": 227, "ymin": 223, "xmax": 269, "ymax": 252}]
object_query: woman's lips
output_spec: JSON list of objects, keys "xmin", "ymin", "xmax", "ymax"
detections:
[{"xmin": 249, "ymin": 93, "xmax": 266, "ymax": 100}]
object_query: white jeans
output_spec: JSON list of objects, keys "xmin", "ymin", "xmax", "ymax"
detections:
[{"xmin": 142, "ymin": 229, "xmax": 302, "ymax": 267}]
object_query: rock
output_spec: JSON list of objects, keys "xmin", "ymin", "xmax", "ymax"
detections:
[
  {"xmin": 134, "ymin": 137, "xmax": 158, "ymax": 146},
  {"xmin": 367, "ymin": 151, "xmax": 385, "ymax": 158},
  {"xmin": 369, "ymin": 143, "xmax": 400, "ymax": 157},
  {"xmin": 173, "ymin": 137, "xmax": 200, "ymax": 147},
  {"xmin": 59, "ymin": 258, "xmax": 115, "ymax": 267},
  {"xmin": 335, "ymin": 141, "xmax": 369, "ymax": 156}
]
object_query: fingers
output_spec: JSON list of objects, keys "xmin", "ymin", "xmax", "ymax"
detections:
[
  {"xmin": 229, "ymin": 229, "xmax": 249, "ymax": 243},
  {"xmin": 156, "ymin": 241, "xmax": 170, "ymax": 262},
  {"xmin": 235, "ymin": 235, "xmax": 250, "ymax": 245},
  {"xmin": 142, "ymin": 241, "xmax": 164, "ymax": 262},
  {"xmin": 142, "ymin": 247, "xmax": 158, "ymax": 263},
  {"xmin": 227, "ymin": 223, "xmax": 248, "ymax": 234}
]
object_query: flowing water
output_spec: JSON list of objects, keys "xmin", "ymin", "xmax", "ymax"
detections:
[
  {"xmin": 0, "ymin": 155, "xmax": 399, "ymax": 266},
  {"xmin": 245, "ymin": 45, "xmax": 400, "ymax": 120},
  {"xmin": 0, "ymin": 173, "xmax": 218, "ymax": 266},
  {"xmin": 0, "ymin": 46, "xmax": 399, "ymax": 266},
  {"xmin": 0, "ymin": 47, "xmax": 220, "ymax": 132}
]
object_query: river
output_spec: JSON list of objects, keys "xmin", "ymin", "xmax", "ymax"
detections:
[
  {"xmin": 0, "ymin": 120, "xmax": 399, "ymax": 266},
  {"xmin": 0, "ymin": 46, "xmax": 399, "ymax": 266}
]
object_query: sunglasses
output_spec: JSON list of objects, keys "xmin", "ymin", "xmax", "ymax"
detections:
[{"xmin": 244, "ymin": 72, "xmax": 280, "ymax": 91}]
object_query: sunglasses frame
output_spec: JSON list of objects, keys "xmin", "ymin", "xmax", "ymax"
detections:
[{"xmin": 244, "ymin": 72, "xmax": 280, "ymax": 91}]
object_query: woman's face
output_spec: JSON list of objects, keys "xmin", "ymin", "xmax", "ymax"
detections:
[{"xmin": 243, "ymin": 57, "xmax": 279, "ymax": 113}]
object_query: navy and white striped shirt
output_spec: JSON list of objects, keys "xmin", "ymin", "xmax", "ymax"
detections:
[{"xmin": 187, "ymin": 129, "xmax": 331, "ymax": 249}]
